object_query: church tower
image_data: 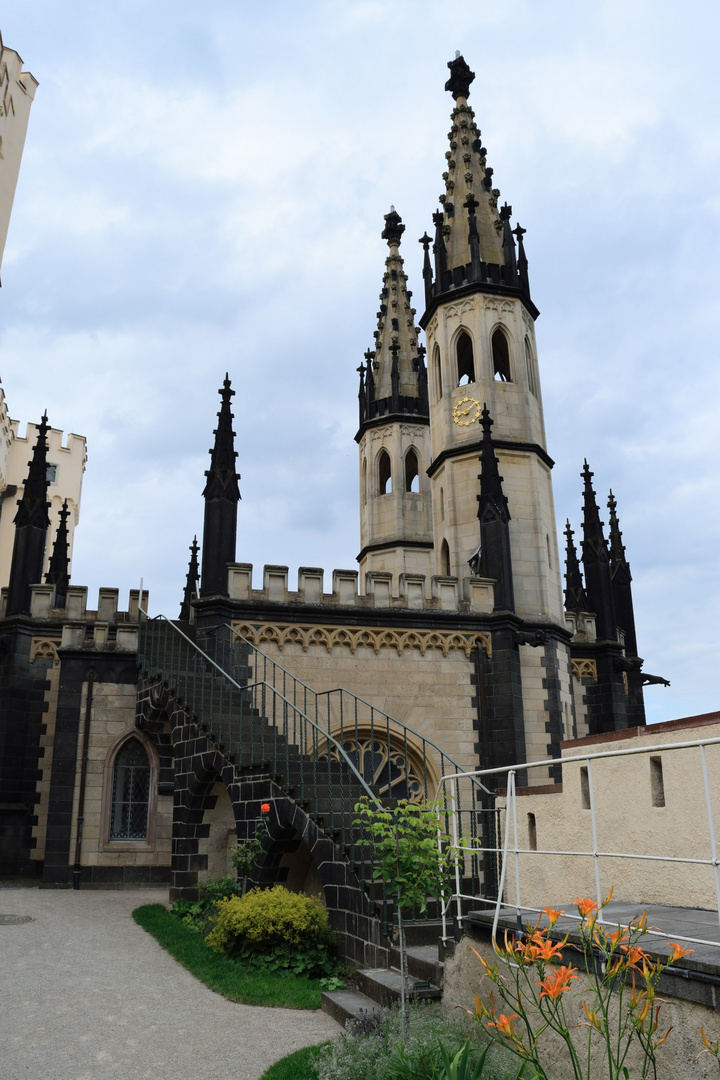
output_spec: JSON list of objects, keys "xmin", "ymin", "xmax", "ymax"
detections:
[
  {"xmin": 419, "ymin": 55, "xmax": 563, "ymax": 623},
  {"xmin": 356, "ymin": 209, "xmax": 433, "ymax": 593}
]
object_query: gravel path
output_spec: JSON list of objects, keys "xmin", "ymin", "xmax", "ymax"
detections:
[{"xmin": 0, "ymin": 887, "xmax": 340, "ymax": 1080}]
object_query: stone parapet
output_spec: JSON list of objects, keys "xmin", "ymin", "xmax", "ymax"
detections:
[{"xmin": 227, "ymin": 562, "xmax": 495, "ymax": 613}]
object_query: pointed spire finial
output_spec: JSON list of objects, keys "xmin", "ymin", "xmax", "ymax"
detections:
[
  {"xmin": 445, "ymin": 54, "xmax": 475, "ymax": 99},
  {"xmin": 200, "ymin": 378, "xmax": 241, "ymax": 599},
  {"xmin": 180, "ymin": 535, "xmax": 201, "ymax": 620},
  {"xmin": 607, "ymin": 490, "xmax": 631, "ymax": 580},
  {"xmin": 6, "ymin": 414, "xmax": 53, "ymax": 616},
  {"xmin": 475, "ymin": 403, "xmax": 514, "ymax": 610},
  {"xmin": 382, "ymin": 207, "xmax": 405, "ymax": 245},
  {"xmin": 581, "ymin": 460, "xmax": 617, "ymax": 640},
  {"xmin": 45, "ymin": 498, "xmax": 71, "ymax": 607}
]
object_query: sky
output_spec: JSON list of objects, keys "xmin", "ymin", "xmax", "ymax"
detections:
[{"xmin": 0, "ymin": 0, "xmax": 718, "ymax": 726}]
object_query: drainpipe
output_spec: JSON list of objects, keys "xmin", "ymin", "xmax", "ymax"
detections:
[{"xmin": 72, "ymin": 672, "xmax": 94, "ymax": 890}]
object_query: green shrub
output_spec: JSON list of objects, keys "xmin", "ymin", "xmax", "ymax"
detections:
[
  {"xmin": 170, "ymin": 874, "xmax": 242, "ymax": 934},
  {"xmin": 206, "ymin": 885, "xmax": 341, "ymax": 979}
]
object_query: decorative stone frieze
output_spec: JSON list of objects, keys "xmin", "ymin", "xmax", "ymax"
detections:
[
  {"xmin": 572, "ymin": 658, "xmax": 598, "ymax": 683},
  {"xmin": 232, "ymin": 620, "xmax": 491, "ymax": 659}
]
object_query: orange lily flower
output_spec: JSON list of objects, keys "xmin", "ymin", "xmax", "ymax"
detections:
[
  {"xmin": 620, "ymin": 943, "xmax": 650, "ymax": 969},
  {"xmin": 575, "ymin": 897, "xmax": 600, "ymax": 920},
  {"xmin": 538, "ymin": 964, "xmax": 578, "ymax": 1000},
  {"xmin": 542, "ymin": 907, "xmax": 565, "ymax": 928},
  {"xmin": 668, "ymin": 941, "xmax": 694, "ymax": 963},
  {"xmin": 488, "ymin": 1013, "xmax": 520, "ymax": 1039}
]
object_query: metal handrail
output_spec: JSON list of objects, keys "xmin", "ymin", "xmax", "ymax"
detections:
[
  {"xmin": 438, "ymin": 736, "xmax": 720, "ymax": 954},
  {"xmin": 222, "ymin": 623, "xmax": 494, "ymax": 797}
]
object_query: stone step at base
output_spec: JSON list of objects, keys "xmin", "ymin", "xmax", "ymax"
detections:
[
  {"xmin": 387, "ymin": 943, "xmax": 444, "ymax": 986},
  {"xmin": 355, "ymin": 965, "xmax": 442, "ymax": 1007},
  {"xmin": 398, "ymin": 920, "xmax": 446, "ymax": 947},
  {"xmin": 321, "ymin": 988, "xmax": 383, "ymax": 1028}
]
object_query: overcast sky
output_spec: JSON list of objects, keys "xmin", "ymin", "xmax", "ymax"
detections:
[{"xmin": 1, "ymin": 1, "xmax": 718, "ymax": 726}]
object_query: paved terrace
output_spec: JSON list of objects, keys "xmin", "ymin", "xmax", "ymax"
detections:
[{"xmin": 0, "ymin": 887, "xmax": 339, "ymax": 1080}]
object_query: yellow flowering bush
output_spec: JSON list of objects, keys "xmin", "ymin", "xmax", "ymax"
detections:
[{"xmin": 205, "ymin": 885, "xmax": 340, "ymax": 978}]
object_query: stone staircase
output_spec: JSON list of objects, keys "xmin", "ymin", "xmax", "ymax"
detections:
[{"xmin": 322, "ymin": 920, "xmax": 446, "ymax": 1026}]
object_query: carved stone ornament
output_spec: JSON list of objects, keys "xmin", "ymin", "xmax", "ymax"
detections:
[
  {"xmin": 572, "ymin": 659, "xmax": 598, "ymax": 683},
  {"xmin": 443, "ymin": 300, "xmax": 473, "ymax": 322},
  {"xmin": 426, "ymin": 315, "xmax": 439, "ymax": 339},
  {"xmin": 399, "ymin": 425, "xmax": 425, "ymax": 437},
  {"xmin": 370, "ymin": 426, "xmax": 392, "ymax": 442},
  {"xmin": 232, "ymin": 621, "xmax": 492, "ymax": 659},
  {"xmin": 29, "ymin": 637, "xmax": 61, "ymax": 665}
]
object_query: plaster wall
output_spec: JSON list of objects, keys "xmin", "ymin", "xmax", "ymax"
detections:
[
  {"xmin": 0, "ymin": 421, "xmax": 87, "ymax": 590},
  {"xmin": 497, "ymin": 717, "xmax": 720, "ymax": 911}
]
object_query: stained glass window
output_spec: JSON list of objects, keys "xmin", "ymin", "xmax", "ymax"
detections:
[{"xmin": 110, "ymin": 738, "xmax": 150, "ymax": 840}]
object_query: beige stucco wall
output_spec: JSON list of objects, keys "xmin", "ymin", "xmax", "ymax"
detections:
[
  {"xmin": 0, "ymin": 33, "xmax": 37, "ymax": 273},
  {"xmin": 0, "ymin": 420, "xmax": 87, "ymax": 591},
  {"xmin": 443, "ymin": 933, "xmax": 720, "ymax": 1080},
  {"xmin": 497, "ymin": 718, "xmax": 720, "ymax": 911}
]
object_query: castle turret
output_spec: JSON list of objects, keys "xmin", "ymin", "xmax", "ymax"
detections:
[
  {"xmin": 45, "ymin": 498, "xmax": 70, "ymax": 608},
  {"xmin": 200, "ymin": 377, "xmax": 241, "ymax": 599},
  {"xmin": 6, "ymin": 413, "xmax": 51, "ymax": 616},
  {"xmin": 356, "ymin": 209, "xmax": 433, "ymax": 591},
  {"xmin": 179, "ymin": 536, "xmax": 200, "ymax": 621},
  {"xmin": 580, "ymin": 462, "xmax": 616, "ymax": 641}
]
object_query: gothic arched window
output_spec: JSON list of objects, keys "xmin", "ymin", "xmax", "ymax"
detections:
[
  {"xmin": 110, "ymin": 737, "xmax": 151, "ymax": 841},
  {"xmin": 361, "ymin": 458, "xmax": 368, "ymax": 505},
  {"xmin": 405, "ymin": 449, "xmax": 419, "ymax": 493},
  {"xmin": 524, "ymin": 336, "xmax": 537, "ymax": 397},
  {"xmin": 378, "ymin": 450, "xmax": 392, "ymax": 495},
  {"xmin": 492, "ymin": 328, "xmax": 512, "ymax": 382},
  {"xmin": 433, "ymin": 344, "xmax": 443, "ymax": 400},
  {"xmin": 456, "ymin": 331, "xmax": 475, "ymax": 385}
]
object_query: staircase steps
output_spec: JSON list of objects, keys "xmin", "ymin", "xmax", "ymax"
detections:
[{"xmin": 322, "ymin": 943, "xmax": 444, "ymax": 1027}]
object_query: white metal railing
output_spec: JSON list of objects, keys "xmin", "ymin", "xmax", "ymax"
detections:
[{"xmin": 439, "ymin": 734, "xmax": 720, "ymax": 957}]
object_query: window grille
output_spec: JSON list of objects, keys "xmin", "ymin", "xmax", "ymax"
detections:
[{"xmin": 110, "ymin": 738, "xmax": 150, "ymax": 840}]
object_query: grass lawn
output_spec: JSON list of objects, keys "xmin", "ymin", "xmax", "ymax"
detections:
[
  {"xmin": 132, "ymin": 903, "xmax": 323, "ymax": 1009},
  {"xmin": 259, "ymin": 1042, "xmax": 328, "ymax": 1080}
]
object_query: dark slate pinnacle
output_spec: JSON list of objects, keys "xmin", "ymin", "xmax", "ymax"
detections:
[
  {"xmin": 476, "ymin": 404, "xmax": 514, "ymax": 612},
  {"xmin": 45, "ymin": 498, "xmax": 71, "ymax": 607},
  {"xmin": 607, "ymin": 490, "xmax": 631, "ymax": 581},
  {"xmin": 478, "ymin": 405, "xmax": 510, "ymax": 522},
  {"xmin": 513, "ymin": 223, "xmax": 531, "ymax": 299},
  {"xmin": 14, "ymin": 411, "xmax": 51, "ymax": 530},
  {"xmin": 6, "ymin": 412, "xmax": 52, "ymax": 616},
  {"xmin": 179, "ymin": 536, "xmax": 200, "ymax": 621},
  {"xmin": 500, "ymin": 202, "xmax": 518, "ymax": 283},
  {"xmin": 581, "ymin": 460, "xmax": 617, "ymax": 641},
  {"xmin": 445, "ymin": 53, "xmax": 475, "ymax": 100},
  {"xmin": 381, "ymin": 207, "xmax": 405, "ymax": 245},
  {"xmin": 564, "ymin": 520, "xmax": 589, "ymax": 613},
  {"xmin": 200, "ymin": 376, "xmax": 241, "ymax": 599},
  {"xmin": 202, "ymin": 374, "xmax": 241, "ymax": 503}
]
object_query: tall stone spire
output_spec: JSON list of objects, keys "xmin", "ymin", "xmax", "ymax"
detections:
[
  {"xmin": 6, "ymin": 413, "xmax": 51, "ymax": 616},
  {"xmin": 607, "ymin": 491, "xmax": 638, "ymax": 658},
  {"xmin": 476, "ymin": 405, "xmax": 514, "ymax": 612},
  {"xmin": 200, "ymin": 377, "xmax": 241, "ymax": 599},
  {"xmin": 419, "ymin": 54, "xmax": 534, "ymax": 312},
  {"xmin": 356, "ymin": 208, "xmax": 427, "ymax": 436},
  {"xmin": 564, "ymin": 520, "xmax": 588, "ymax": 613},
  {"xmin": 580, "ymin": 462, "xmax": 616, "ymax": 641},
  {"xmin": 45, "ymin": 498, "xmax": 71, "ymax": 608},
  {"xmin": 179, "ymin": 536, "xmax": 200, "ymax": 621}
]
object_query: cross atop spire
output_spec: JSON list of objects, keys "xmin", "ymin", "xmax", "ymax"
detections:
[
  {"xmin": 202, "ymin": 374, "xmax": 241, "ymax": 503},
  {"xmin": 14, "ymin": 411, "xmax": 51, "ymax": 530},
  {"xmin": 200, "ymin": 377, "xmax": 241, "ymax": 599}
]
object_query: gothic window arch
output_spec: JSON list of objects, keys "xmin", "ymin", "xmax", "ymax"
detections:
[
  {"xmin": 440, "ymin": 538, "xmax": 451, "ymax": 576},
  {"xmin": 109, "ymin": 736, "xmax": 151, "ymax": 841},
  {"xmin": 524, "ymin": 336, "xmax": 538, "ymax": 397},
  {"xmin": 433, "ymin": 344, "xmax": 443, "ymax": 401},
  {"xmin": 361, "ymin": 457, "xmax": 367, "ymax": 505},
  {"xmin": 321, "ymin": 730, "xmax": 435, "ymax": 802},
  {"xmin": 405, "ymin": 448, "xmax": 419, "ymax": 493},
  {"xmin": 378, "ymin": 449, "xmax": 392, "ymax": 495},
  {"xmin": 491, "ymin": 327, "xmax": 512, "ymax": 382},
  {"xmin": 456, "ymin": 330, "xmax": 475, "ymax": 386},
  {"xmin": 102, "ymin": 731, "xmax": 158, "ymax": 848}
]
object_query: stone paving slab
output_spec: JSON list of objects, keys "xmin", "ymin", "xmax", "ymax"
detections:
[{"xmin": 0, "ymin": 887, "xmax": 340, "ymax": 1080}]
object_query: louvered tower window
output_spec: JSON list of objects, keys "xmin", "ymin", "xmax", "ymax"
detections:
[{"xmin": 110, "ymin": 738, "xmax": 151, "ymax": 840}]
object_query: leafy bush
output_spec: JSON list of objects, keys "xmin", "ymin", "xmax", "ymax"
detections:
[
  {"xmin": 170, "ymin": 874, "xmax": 242, "ymax": 934},
  {"xmin": 206, "ymin": 885, "xmax": 341, "ymax": 979},
  {"xmin": 315, "ymin": 1002, "xmax": 516, "ymax": 1080}
]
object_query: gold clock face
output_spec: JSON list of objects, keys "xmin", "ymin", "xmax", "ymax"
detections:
[{"xmin": 452, "ymin": 396, "xmax": 481, "ymax": 426}]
